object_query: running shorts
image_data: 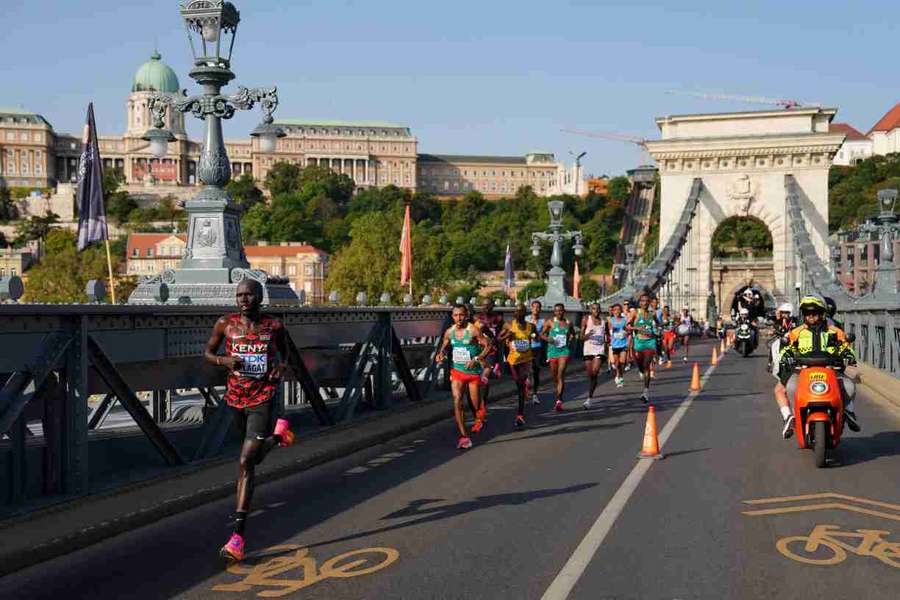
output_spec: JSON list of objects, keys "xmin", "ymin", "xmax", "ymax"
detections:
[
  {"xmin": 635, "ymin": 348, "xmax": 657, "ymax": 361},
  {"xmin": 450, "ymin": 369, "xmax": 481, "ymax": 384},
  {"xmin": 234, "ymin": 401, "xmax": 273, "ymax": 441}
]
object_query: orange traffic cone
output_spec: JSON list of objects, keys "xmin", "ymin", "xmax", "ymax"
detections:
[
  {"xmin": 711, "ymin": 347, "xmax": 718, "ymax": 366},
  {"xmin": 719, "ymin": 338, "xmax": 726, "ymax": 354},
  {"xmin": 666, "ymin": 359, "xmax": 672, "ymax": 369},
  {"xmin": 637, "ymin": 405, "xmax": 663, "ymax": 460},
  {"xmin": 690, "ymin": 362, "xmax": 701, "ymax": 391}
]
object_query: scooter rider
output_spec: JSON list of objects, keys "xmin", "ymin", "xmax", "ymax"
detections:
[
  {"xmin": 768, "ymin": 303, "xmax": 795, "ymax": 375},
  {"xmin": 735, "ymin": 307, "xmax": 758, "ymax": 347},
  {"xmin": 774, "ymin": 295, "xmax": 859, "ymax": 439}
]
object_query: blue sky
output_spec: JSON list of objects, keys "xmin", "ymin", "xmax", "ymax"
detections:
[{"xmin": 1, "ymin": 0, "xmax": 895, "ymax": 176}]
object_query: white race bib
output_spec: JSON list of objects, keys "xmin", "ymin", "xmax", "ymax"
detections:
[
  {"xmin": 237, "ymin": 353, "xmax": 268, "ymax": 379},
  {"xmin": 614, "ymin": 331, "xmax": 625, "ymax": 340},
  {"xmin": 452, "ymin": 346, "xmax": 471, "ymax": 364},
  {"xmin": 554, "ymin": 334, "xmax": 567, "ymax": 348},
  {"xmin": 513, "ymin": 340, "xmax": 530, "ymax": 352}
]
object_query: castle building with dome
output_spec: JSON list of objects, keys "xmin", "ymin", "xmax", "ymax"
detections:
[{"xmin": 1, "ymin": 51, "xmax": 581, "ymax": 199}]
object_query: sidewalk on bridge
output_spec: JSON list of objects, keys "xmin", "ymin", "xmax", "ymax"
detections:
[
  {"xmin": 857, "ymin": 362, "xmax": 900, "ymax": 414},
  {"xmin": 1, "ymin": 370, "xmax": 551, "ymax": 577}
]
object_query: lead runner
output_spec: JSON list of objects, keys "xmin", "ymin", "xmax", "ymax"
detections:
[{"xmin": 204, "ymin": 279, "xmax": 297, "ymax": 561}]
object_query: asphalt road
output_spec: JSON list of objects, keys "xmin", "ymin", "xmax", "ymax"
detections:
[{"xmin": 3, "ymin": 339, "xmax": 899, "ymax": 600}]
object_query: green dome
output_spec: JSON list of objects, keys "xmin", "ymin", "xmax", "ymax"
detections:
[{"xmin": 132, "ymin": 51, "xmax": 180, "ymax": 93}]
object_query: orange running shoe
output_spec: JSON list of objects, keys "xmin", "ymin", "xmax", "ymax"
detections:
[
  {"xmin": 471, "ymin": 418, "xmax": 484, "ymax": 433},
  {"xmin": 515, "ymin": 415, "xmax": 525, "ymax": 428},
  {"xmin": 477, "ymin": 405, "xmax": 487, "ymax": 421},
  {"xmin": 274, "ymin": 418, "xmax": 295, "ymax": 447},
  {"xmin": 220, "ymin": 533, "xmax": 245, "ymax": 561}
]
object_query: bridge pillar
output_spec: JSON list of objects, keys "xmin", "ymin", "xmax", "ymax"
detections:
[{"xmin": 646, "ymin": 107, "xmax": 844, "ymax": 317}]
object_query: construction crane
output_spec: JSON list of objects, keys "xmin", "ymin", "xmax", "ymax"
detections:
[
  {"xmin": 666, "ymin": 90, "xmax": 822, "ymax": 110},
  {"xmin": 561, "ymin": 128, "xmax": 652, "ymax": 164}
]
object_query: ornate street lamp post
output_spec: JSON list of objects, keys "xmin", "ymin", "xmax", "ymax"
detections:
[
  {"xmin": 129, "ymin": 1, "xmax": 296, "ymax": 305},
  {"xmin": 868, "ymin": 189, "xmax": 900, "ymax": 300},
  {"xmin": 530, "ymin": 199, "xmax": 584, "ymax": 309}
]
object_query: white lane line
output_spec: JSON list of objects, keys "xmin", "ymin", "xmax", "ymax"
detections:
[{"xmin": 541, "ymin": 360, "xmax": 719, "ymax": 600}]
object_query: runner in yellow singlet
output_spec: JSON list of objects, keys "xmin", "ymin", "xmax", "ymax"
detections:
[{"xmin": 498, "ymin": 303, "xmax": 536, "ymax": 428}]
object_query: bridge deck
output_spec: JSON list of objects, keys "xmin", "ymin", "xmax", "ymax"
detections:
[{"xmin": 2, "ymin": 339, "xmax": 898, "ymax": 599}]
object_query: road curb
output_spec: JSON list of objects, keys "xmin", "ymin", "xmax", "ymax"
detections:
[
  {"xmin": 857, "ymin": 362, "xmax": 900, "ymax": 412},
  {"xmin": 1, "ymin": 380, "xmax": 529, "ymax": 578}
]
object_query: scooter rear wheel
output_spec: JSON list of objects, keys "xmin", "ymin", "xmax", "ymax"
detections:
[{"xmin": 813, "ymin": 420, "xmax": 828, "ymax": 468}]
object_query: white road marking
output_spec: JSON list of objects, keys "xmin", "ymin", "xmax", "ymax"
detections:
[
  {"xmin": 344, "ymin": 466, "xmax": 369, "ymax": 475},
  {"xmin": 541, "ymin": 360, "xmax": 719, "ymax": 600}
]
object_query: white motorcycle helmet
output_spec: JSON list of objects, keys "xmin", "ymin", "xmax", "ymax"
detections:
[
  {"xmin": 739, "ymin": 307, "xmax": 750, "ymax": 316},
  {"xmin": 778, "ymin": 302, "xmax": 793, "ymax": 315}
]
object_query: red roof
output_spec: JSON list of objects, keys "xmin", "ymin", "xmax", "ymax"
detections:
[
  {"xmin": 244, "ymin": 244, "xmax": 327, "ymax": 257},
  {"xmin": 869, "ymin": 102, "xmax": 900, "ymax": 133},
  {"xmin": 126, "ymin": 233, "xmax": 186, "ymax": 258},
  {"xmin": 831, "ymin": 123, "xmax": 868, "ymax": 141}
]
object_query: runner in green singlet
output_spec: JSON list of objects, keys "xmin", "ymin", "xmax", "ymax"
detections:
[
  {"xmin": 541, "ymin": 303, "xmax": 573, "ymax": 412},
  {"xmin": 627, "ymin": 292, "xmax": 659, "ymax": 404},
  {"xmin": 435, "ymin": 304, "xmax": 492, "ymax": 449}
]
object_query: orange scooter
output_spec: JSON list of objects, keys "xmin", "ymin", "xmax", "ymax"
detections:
[{"xmin": 789, "ymin": 354, "xmax": 847, "ymax": 468}]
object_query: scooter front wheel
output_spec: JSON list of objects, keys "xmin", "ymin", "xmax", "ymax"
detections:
[{"xmin": 813, "ymin": 420, "xmax": 828, "ymax": 468}]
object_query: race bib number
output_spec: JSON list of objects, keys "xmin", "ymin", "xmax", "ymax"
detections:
[
  {"xmin": 452, "ymin": 346, "xmax": 471, "ymax": 364},
  {"xmin": 237, "ymin": 353, "xmax": 268, "ymax": 379},
  {"xmin": 614, "ymin": 331, "xmax": 626, "ymax": 340},
  {"xmin": 513, "ymin": 340, "xmax": 530, "ymax": 352},
  {"xmin": 554, "ymin": 334, "xmax": 567, "ymax": 349},
  {"xmin": 677, "ymin": 325, "xmax": 689, "ymax": 335}
]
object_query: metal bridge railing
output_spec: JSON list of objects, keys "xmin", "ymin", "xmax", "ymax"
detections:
[{"xmin": 0, "ymin": 305, "xmax": 452, "ymax": 510}]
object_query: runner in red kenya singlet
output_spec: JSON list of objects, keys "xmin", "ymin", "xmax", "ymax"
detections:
[
  {"xmin": 204, "ymin": 280, "xmax": 297, "ymax": 562},
  {"xmin": 474, "ymin": 298, "xmax": 504, "ymax": 420}
]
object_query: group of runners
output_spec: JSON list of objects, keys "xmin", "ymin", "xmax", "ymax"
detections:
[
  {"xmin": 434, "ymin": 293, "xmax": 697, "ymax": 450},
  {"xmin": 203, "ymin": 282, "xmax": 699, "ymax": 561}
]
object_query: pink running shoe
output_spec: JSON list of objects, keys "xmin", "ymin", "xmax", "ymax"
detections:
[
  {"xmin": 457, "ymin": 436, "xmax": 473, "ymax": 450},
  {"xmin": 554, "ymin": 400, "xmax": 564, "ymax": 412},
  {"xmin": 220, "ymin": 533, "xmax": 245, "ymax": 561},
  {"xmin": 274, "ymin": 418, "xmax": 294, "ymax": 447}
]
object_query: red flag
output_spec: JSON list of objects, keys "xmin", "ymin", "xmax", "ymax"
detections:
[
  {"xmin": 573, "ymin": 260, "xmax": 581, "ymax": 299},
  {"xmin": 399, "ymin": 204, "xmax": 413, "ymax": 287}
]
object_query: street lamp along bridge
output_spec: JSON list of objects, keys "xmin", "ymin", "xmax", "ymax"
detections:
[{"xmin": 129, "ymin": 0, "xmax": 297, "ymax": 306}]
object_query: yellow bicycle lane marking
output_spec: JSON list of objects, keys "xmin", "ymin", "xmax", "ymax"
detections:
[
  {"xmin": 212, "ymin": 545, "xmax": 399, "ymax": 598},
  {"xmin": 776, "ymin": 524, "xmax": 900, "ymax": 568},
  {"xmin": 742, "ymin": 492, "xmax": 900, "ymax": 523},
  {"xmin": 741, "ymin": 493, "xmax": 900, "ymax": 569}
]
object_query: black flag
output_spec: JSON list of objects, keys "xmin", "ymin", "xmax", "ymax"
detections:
[{"xmin": 76, "ymin": 102, "xmax": 107, "ymax": 251}]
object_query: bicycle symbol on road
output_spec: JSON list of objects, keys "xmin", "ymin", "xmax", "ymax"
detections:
[
  {"xmin": 212, "ymin": 544, "xmax": 400, "ymax": 597},
  {"xmin": 777, "ymin": 524, "xmax": 900, "ymax": 568}
]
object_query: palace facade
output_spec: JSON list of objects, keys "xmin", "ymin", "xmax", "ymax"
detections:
[{"xmin": 1, "ymin": 51, "xmax": 581, "ymax": 199}]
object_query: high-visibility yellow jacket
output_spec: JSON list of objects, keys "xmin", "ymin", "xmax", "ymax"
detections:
[{"xmin": 780, "ymin": 323, "xmax": 855, "ymax": 359}]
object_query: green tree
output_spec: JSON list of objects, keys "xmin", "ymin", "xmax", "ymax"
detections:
[
  {"xmin": 14, "ymin": 211, "xmax": 60, "ymax": 247},
  {"xmin": 0, "ymin": 185, "xmax": 19, "ymax": 222},
  {"xmin": 264, "ymin": 162, "xmax": 303, "ymax": 196},
  {"xmin": 23, "ymin": 229, "xmax": 131, "ymax": 303},
  {"xmin": 226, "ymin": 173, "xmax": 265, "ymax": 210},
  {"xmin": 580, "ymin": 278, "xmax": 601, "ymax": 302},
  {"xmin": 607, "ymin": 176, "xmax": 631, "ymax": 203},
  {"xmin": 517, "ymin": 279, "xmax": 547, "ymax": 303}
]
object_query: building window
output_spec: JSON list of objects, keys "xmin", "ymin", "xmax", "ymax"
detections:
[
  {"xmin": 10, "ymin": 268, "xmax": 16, "ymax": 276},
  {"xmin": 288, "ymin": 264, "xmax": 297, "ymax": 276},
  {"xmin": 303, "ymin": 264, "xmax": 314, "ymax": 276},
  {"xmin": 132, "ymin": 248, "xmax": 139, "ymax": 257},
  {"xmin": 147, "ymin": 248, "xmax": 154, "ymax": 257}
]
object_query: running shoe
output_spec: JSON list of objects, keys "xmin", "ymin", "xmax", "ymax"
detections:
[
  {"xmin": 220, "ymin": 533, "xmax": 245, "ymax": 561},
  {"xmin": 457, "ymin": 436, "xmax": 473, "ymax": 449},
  {"xmin": 471, "ymin": 418, "xmax": 484, "ymax": 433},
  {"xmin": 615, "ymin": 376, "xmax": 624, "ymax": 387},
  {"xmin": 640, "ymin": 391, "xmax": 649, "ymax": 404},
  {"xmin": 531, "ymin": 393, "xmax": 540, "ymax": 405},
  {"xmin": 624, "ymin": 363, "xmax": 631, "ymax": 372},
  {"xmin": 554, "ymin": 400, "xmax": 564, "ymax": 412},
  {"xmin": 844, "ymin": 410, "xmax": 861, "ymax": 432},
  {"xmin": 650, "ymin": 370, "xmax": 657, "ymax": 380},
  {"xmin": 583, "ymin": 398, "xmax": 592, "ymax": 409},
  {"xmin": 515, "ymin": 415, "xmax": 525, "ymax": 428},
  {"xmin": 273, "ymin": 418, "xmax": 295, "ymax": 447},
  {"xmin": 683, "ymin": 356, "xmax": 688, "ymax": 362},
  {"xmin": 477, "ymin": 406, "xmax": 487, "ymax": 421},
  {"xmin": 782, "ymin": 414, "xmax": 795, "ymax": 439}
]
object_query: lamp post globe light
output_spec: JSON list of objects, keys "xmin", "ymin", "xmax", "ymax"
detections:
[
  {"xmin": 130, "ymin": 1, "xmax": 296, "ymax": 305},
  {"xmin": 530, "ymin": 198, "xmax": 584, "ymax": 310}
]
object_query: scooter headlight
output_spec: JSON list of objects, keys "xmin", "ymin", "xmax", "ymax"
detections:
[{"xmin": 809, "ymin": 381, "xmax": 829, "ymax": 395}]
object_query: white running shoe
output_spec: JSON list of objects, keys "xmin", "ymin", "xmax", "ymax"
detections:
[
  {"xmin": 531, "ymin": 393, "xmax": 540, "ymax": 405},
  {"xmin": 583, "ymin": 398, "xmax": 592, "ymax": 409},
  {"xmin": 624, "ymin": 363, "xmax": 631, "ymax": 372}
]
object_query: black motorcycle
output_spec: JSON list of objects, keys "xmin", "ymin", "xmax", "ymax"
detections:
[{"xmin": 735, "ymin": 322, "xmax": 756, "ymax": 357}]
